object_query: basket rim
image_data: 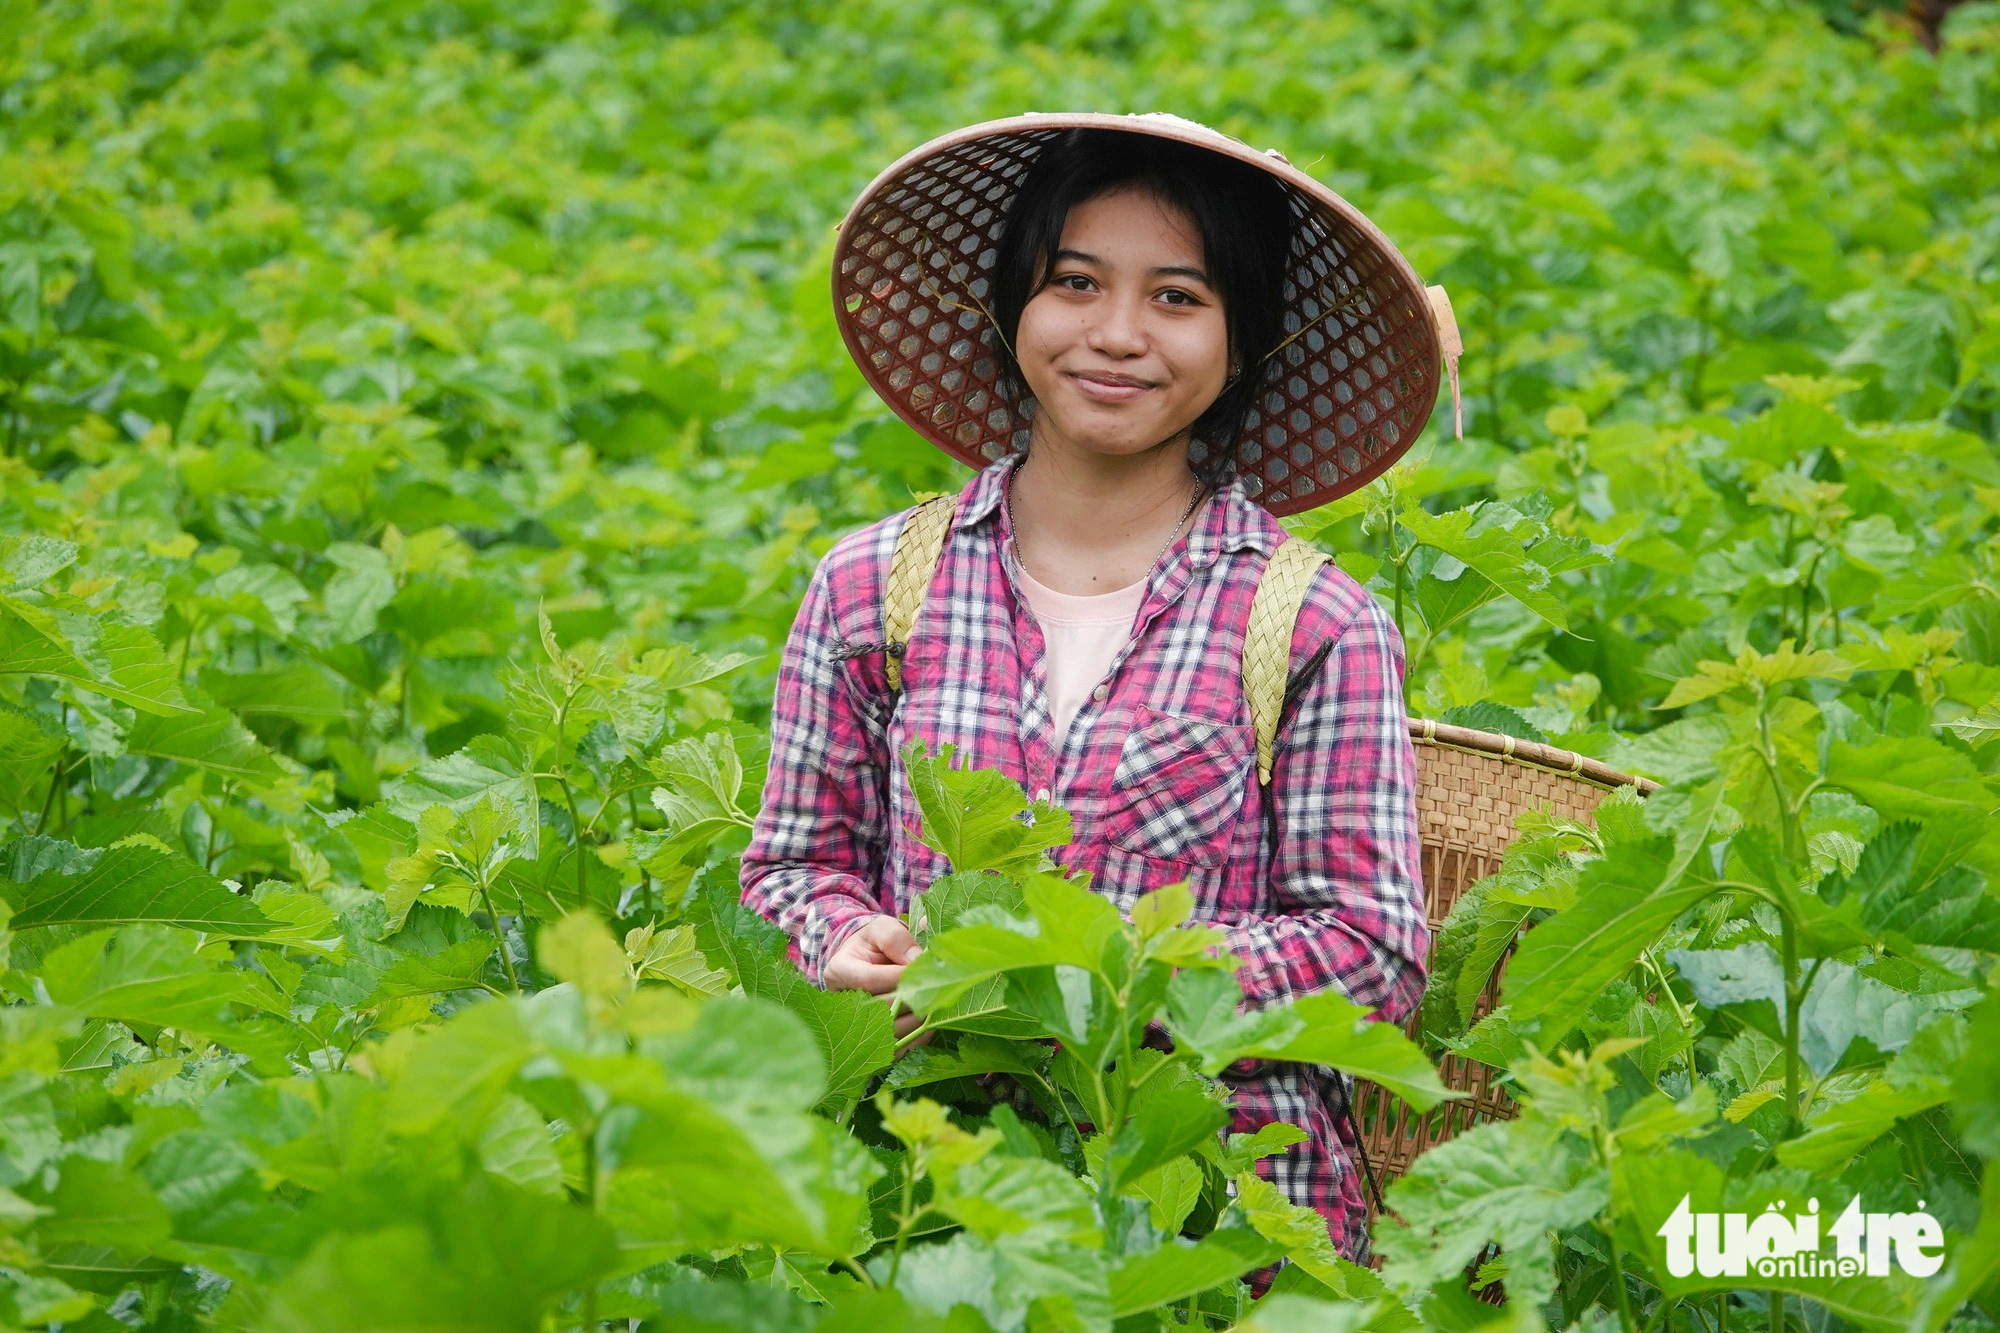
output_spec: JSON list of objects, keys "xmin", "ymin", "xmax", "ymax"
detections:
[{"xmin": 1407, "ymin": 716, "xmax": 1658, "ymax": 795}]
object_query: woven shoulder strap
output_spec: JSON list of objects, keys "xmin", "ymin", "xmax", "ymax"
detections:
[
  {"xmin": 1242, "ymin": 536, "xmax": 1333, "ymax": 785},
  {"xmin": 882, "ymin": 494, "xmax": 957, "ymax": 693}
]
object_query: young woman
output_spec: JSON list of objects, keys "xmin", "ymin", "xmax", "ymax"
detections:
[{"xmin": 741, "ymin": 114, "xmax": 1448, "ymax": 1266}]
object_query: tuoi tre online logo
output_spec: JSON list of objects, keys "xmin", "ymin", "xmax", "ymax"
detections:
[{"xmin": 1656, "ymin": 1195, "xmax": 1945, "ymax": 1280}]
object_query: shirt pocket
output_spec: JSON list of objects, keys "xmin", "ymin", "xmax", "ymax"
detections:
[{"xmin": 1099, "ymin": 704, "xmax": 1256, "ymax": 868}]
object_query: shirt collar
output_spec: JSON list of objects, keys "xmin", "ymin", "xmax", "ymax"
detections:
[{"xmin": 955, "ymin": 449, "xmax": 1283, "ymax": 567}]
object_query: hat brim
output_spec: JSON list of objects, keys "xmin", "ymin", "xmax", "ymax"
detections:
[{"xmin": 830, "ymin": 112, "xmax": 1444, "ymax": 517}]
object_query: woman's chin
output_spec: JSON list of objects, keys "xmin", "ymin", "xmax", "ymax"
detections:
[{"xmin": 1038, "ymin": 410, "xmax": 1188, "ymax": 460}]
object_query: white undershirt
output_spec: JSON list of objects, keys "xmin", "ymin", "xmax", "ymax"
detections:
[{"xmin": 1006, "ymin": 542, "xmax": 1148, "ymax": 746}]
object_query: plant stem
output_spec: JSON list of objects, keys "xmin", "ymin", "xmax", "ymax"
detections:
[
  {"xmin": 35, "ymin": 750, "xmax": 68, "ymax": 834},
  {"xmin": 629, "ymin": 788, "xmax": 653, "ymax": 916},
  {"xmin": 1769, "ymin": 1290, "xmax": 1782, "ymax": 1333},
  {"xmin": 557, "ymin": 772, "xmax": 589, "ymax": 908},
  {"xmin": 1390, "ymin": 492, "xmax": 1407, "ymax": 649},
  {"xmin": 1779, "ymin": 912, "xmax": 1802, "ymax": 1133},
  {"xmin": 885, "ymin": 1155, "xmax": 918, "ymax": 1287},
  {"xmin": 479, "ymin": 882, "xmax": 522, "ymax": 990},
  {"xmin": 1601, "ymin": 1220, "xmax": 1639, "ymax": 1333},
  {"xmin": 1486, "ymin": 276, "xmax": 1503, "ymax": 446}
]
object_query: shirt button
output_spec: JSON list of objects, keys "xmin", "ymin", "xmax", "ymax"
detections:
[
  {"xmin": 1034, "ymin": 787, "xmax": 1051, "ymax": 802},
  {"xmin": 1092, "ymin": 684, "xmax": 1108, "ymax": 702}
]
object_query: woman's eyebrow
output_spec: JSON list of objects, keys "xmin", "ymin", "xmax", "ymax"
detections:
[{"xmin": 1150, "ymin": 264, "xmax": 1212, "ymax": 286}]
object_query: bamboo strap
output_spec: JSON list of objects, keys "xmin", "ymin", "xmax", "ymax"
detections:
[
  {"xmin": 1244, "ymin": 536, "xmax": 1333, "ymax": 784},
  {"xmin": 883, "ymin": 494, "xmax": 957, "ymax": 693}
]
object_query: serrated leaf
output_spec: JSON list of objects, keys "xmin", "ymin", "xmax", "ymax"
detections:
[
  {"xmin": 904, "ymin": 740, "xmax": 1072, "ymax": 876},
  {"xmin": 1106, "ymin": 1225, "xmax": 1280, "ymax": 1316},
  {"xmin": 0, "ymin": 599, "xmax": 195, "ymax": 716},
  {"xmin": 8, "ymin": 841, "xmax": 274, "ymax": 934},
  {"xmin": 1375, "ymin": 1116, "xmax": 1608, "ymax": 1311},
  {"xmin": 369, "ymin": 938, "xmax": 498, "ymax": 1002},
  {"xmin": 1501, "ymin": 834, "xmax": 1711, "ymax": 1050}
]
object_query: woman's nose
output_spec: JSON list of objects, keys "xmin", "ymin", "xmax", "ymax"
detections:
[{"xmin": 1084, "ymin": 293, "xmax": 1148, "ymax": 357}]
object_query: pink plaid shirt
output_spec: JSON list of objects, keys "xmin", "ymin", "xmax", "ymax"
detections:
[{"xmin": 740, "ymin": 448, "xmax": 1430, "ymax": 1261}]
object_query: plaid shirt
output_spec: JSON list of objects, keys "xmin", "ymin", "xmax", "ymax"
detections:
[{"xmin": 740, "ymin": 449, "xmax": 1430, "ymax": 1262}]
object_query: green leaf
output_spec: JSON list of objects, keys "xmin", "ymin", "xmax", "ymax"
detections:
[
  {"xmin": 1005, "ymin": 966, "xmax": 1119, "ymax": 1068},
  {"xmin": 1667, "ymin": 943, "xmax": 1976, "ymax": 1076},
  {"xmin": 1232, "ymin": 1170, "xmax": 1396, "ymax": 1304},
  {"xmin": 384, "ymin": 736, "xmax": 541, "ymax": 859},
  {"xmin": 1824, "ymin": 734, "xmax": 1995, "ymax": 818},
  {"xmin": 1375, "ymin": 1116, "xmax": 1608, "ymax": 1312},
  {"xmin": 1913, "ymin": 1160, "xmax": 2000, "ymax": 1333},
  {"xmin": 383, "ymin": 997, "xmax": 539, "ymax": 1135},
  {"xmin": 624, "ymin": 923, "xmax": 731, "ymax": 997},
  {"xmin": 903, "ymin": 740, "xmax": 1072, "ymax": 876},
  {"xmin": 0, "ymin": 598, "xmax": 195, "ymax": 716},
  {"xmin": 319, "ymin": 542, "xmax": 397, "ymax": 644},
  {"xmin": 1437, "ymin": 701, "xmax": 1548, "ymax": 742},
  {"xmin": 687, "ymin": 883, "xmax": 894, "ymax": 1110},
  {"xmin": 895, "ymin": 873, "xmax": 1118, "ymax": 1013},
  {"xmin": 1954, "ymin": 989, "xmax": 2000, "ymax": 1158},
  {"xmin": 0, "ymin": 536, "xmax": 79, "ymax": 589},
  {"xmin": 1241, "ymin": 990, "xmax": 1455, "ymax": 1113},
  {"xmin": 645, "ymin": 730, "xmax": 752, "ymax": 863},
  {"xmin": 882, "ymin": 1033, "xmax": 1051, "ymax": 1093},
  {"xmin": 27, "ymin": 1158, "xmax": 171, "ymax": 1253},
  {"xmin": 1238, "ymin": 1295, "xmax": 1396, "ymax": 1332},
  {"xmin": 1501, "ymin": 835, "xmax": 1711, "ymax": 1048},
  {"xmin": 1398, "ymin": 503, "xmax": 1605, "ymax": 631},
  {"xmin": 260, "ymin": 1177, "xmax": 621, "ymax": 1333},
  {"xmin": 1166, "ymin": 967, "xmax": 1304, "ymax": 1073},
  {"xmin": 910, "ymin": 870, "xmax": 1026, "ymax": 942},
  {"xmin": 1659, "ymin": 640, "xmax": 1853, "ymax": 708},
  {"xmin": 8, "ymin": 841, "xmax": 274, "ymax": 934},
  {"xmin": 1777, "ymin": 1075, "xmax": 1952, "ymax": 1172},
  {"xmin": 1821, "ymin": 817, "xmax": 2000, "ymax": 952},
  {"xmin": 477, "ymin": 1095, "xmax": 564, "ymax": 1196},
  {"xmin": 1611, "ymin": 1084, "xmax": 1717, "ymax": 1151},
  {"xmin": 539, "ymin": 910, "xmax": 631, "ymax": 1002},
  {"xmin": 369, "ymin": 937, "xmax": 498, "ymax": 1002},
  {"xmin": 1106, "ymin": 1226, "xmax": 1281, "ymax": 1315},
  {"xmin": 1103, "ymin": 1078, "xmax": 1229, "ymax": 1193}
]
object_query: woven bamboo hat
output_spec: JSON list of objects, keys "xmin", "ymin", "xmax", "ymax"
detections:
[{"xmin": 831, "ymin": 112, "xmax": 1462, "ymax": 517}]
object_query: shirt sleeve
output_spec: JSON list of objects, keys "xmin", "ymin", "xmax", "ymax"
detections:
[
  {"xmin": 1220, "ymin": 587, "xmax": 1431, "ymax": 1029},
  {"xmin": 738, "ymin": 547, "xmax": 893, "ymax": 985}
]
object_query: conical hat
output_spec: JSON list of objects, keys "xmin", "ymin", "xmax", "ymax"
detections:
[{"xmin": 831, "ymin": 112, "xmax": 1457, "ymax": 516}]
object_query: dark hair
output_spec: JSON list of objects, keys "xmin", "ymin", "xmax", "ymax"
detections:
[{"xmin": 989, "ymin": 127, "xmax": 1296, "ymax": 487}]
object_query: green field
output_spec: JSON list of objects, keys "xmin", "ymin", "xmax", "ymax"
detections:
[{"xmin": 1, "ymin": 2, "xmax": 1997, "ymax": 1330}]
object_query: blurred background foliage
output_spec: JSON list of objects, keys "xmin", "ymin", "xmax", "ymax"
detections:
[{"xmin": 2, "ymin": 1, "xmax": 1995, "ymax": 747}]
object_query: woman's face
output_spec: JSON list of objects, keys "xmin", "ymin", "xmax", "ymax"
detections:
[{"xmin": 1014, "ymin": 186, "xmax": 1231, "ymax": 461}]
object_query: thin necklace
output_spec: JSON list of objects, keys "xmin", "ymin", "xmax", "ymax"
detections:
[{"xmin": 1006, "ymin": 467, "xmax": 1207, "ymax": 589}]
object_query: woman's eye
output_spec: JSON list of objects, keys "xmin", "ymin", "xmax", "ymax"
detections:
[
  {"xmin": 1159, "ymin": 289, "xmax": 1197, "ymax": 306},
  {"xmin": 1057, "ymin": 274, "xmax": 1094, "ymax": 292}
]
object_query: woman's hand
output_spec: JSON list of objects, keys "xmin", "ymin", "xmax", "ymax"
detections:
[{"xmin": 824, "ymin": 915, "xmax": 932, "ymax": 1047}]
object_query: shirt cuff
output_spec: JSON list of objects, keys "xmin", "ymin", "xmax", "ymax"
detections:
[{"xmin": 803, "ymin": 901, "xmax": 885, "ymax": 987}]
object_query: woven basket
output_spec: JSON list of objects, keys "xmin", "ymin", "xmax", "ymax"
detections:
[{"xmin": 1353, "ymin": 719, "xmax": 1656, "ymax": 1270}]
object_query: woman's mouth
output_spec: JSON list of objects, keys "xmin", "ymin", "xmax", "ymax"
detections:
[{"xmin": 1067, "ymin": 370, "xmax": 1157, "ymax": 403}]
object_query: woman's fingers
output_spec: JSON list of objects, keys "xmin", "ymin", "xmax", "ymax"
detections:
[
  {"xmin": 823, "ymin": 954, "xmax": 904, "ymax": 995},
  {"xmin": 857, "ymin": 914, "xmax": 923, "ymax": 965},
  {"xmin": 824, "ymin": 915, "xmax": 926, "ymax": 996}
]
